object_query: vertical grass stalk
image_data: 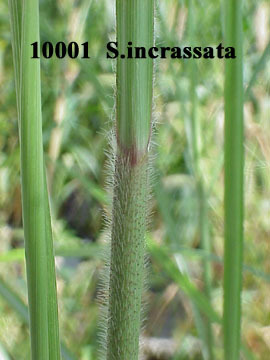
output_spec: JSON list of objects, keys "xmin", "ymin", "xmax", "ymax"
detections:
[
  {"xmin": 9, "ymin": 0, "xmax": 61, "ymax": 358},
  {"xmin": 223, "ymin": 0, "xmax": 244, "ymax": 358},
  {"xmin": 106, "ymin": 1, "xmax": 154, "ymax": 359}
]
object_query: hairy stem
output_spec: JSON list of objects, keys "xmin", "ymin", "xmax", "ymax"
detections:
[
  {"xmin": 106, "ymin": 1, "xmax": 154, "ymax": 359},
  {"xmin": 107, "ymin": 157, "xmax": 148, "ymax": 359}
]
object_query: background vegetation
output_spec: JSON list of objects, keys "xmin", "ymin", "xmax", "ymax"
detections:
[{"xmin": 0, "ymin": 0, "xmax": 269, "ymax": 359}]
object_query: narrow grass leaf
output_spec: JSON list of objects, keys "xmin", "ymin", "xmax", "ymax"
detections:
[
  {"xmin": 9, "ymin": 0, "xmax": 61, "ymax": 358},
  {"xmin": 148, "ymin": 238, "xmax": 220, "ymax": 324}
]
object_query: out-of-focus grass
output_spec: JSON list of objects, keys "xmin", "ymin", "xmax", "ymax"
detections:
[{"xmin": 0, "ymin": 0, "xmax": 269, "ymax": 359}]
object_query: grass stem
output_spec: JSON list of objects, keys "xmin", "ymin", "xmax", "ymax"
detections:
[
  {"xmin": 106, "ymin": 1, "xmax": 154, "ymax": 359},
  {"xmin": 223, "ymin": 0, "xmax": 244, "ymax": 358}
]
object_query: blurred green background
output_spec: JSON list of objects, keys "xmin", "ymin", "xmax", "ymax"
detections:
[{"xmin": 0, "ymin": 0, "xmax": 269, "ymax": 359}]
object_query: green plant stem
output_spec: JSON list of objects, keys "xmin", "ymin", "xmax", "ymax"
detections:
[
  {"xmin": 9, "ymin": 0, "xmax": 61, "ymax": 358},
  {"xmin": 106, "ymin": 1, "xmax": 154, "ymax": 359},
  {"xmin": 223, "ymin": 0, "xmax": 244, "ymax": 359},
  {"xmin": 115, "ymin": 0, "xmax": 154, "ymax": 154}
]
